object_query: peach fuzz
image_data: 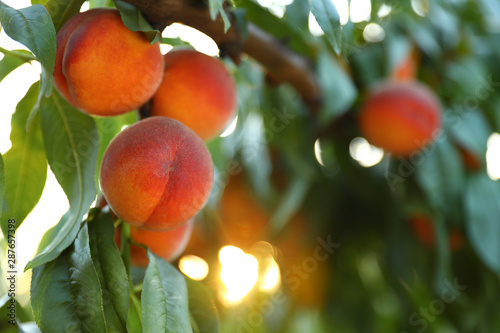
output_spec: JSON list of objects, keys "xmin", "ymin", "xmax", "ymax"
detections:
[
  {"xmin": 100, "ymin": 117, "xmax": 214, "ymax": 231},
  {"xmin": 150, "ymin": 49, "xmax": 237, "ymax": 141},
  {"xmin": 358, "ymin": 81, "xmax": 442, "ymax": 156},
  {"xmin": 53, "ymin": 8, "xmax": 164, "ymax": 116},
  {"xmin": 114, "ymin": 219, "xmax": 194, "ymax": 267}
]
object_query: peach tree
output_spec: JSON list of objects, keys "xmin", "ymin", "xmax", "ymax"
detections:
[{"xmin": 1, "ymin": 0, "xmax": 500, "ymax": 332}]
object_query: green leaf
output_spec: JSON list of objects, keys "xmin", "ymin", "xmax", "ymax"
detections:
[
  {"xmin": 43, "ymin": 0, "xmax": 86, "ymax": 32},
  {"xmin": 465, "ymin": 173, "xmax": 500, "ymax": 273},
  {"xmin": 88, "ymin": 210, "xmax": 129, "ymax": 332},
  {"xmin": 142, "ymin": 252, "xmax": 193, "ymax": 333},
  {"xmin": 1, "ymin": 82, "xmax": 47, "ymax": 236},
  {"xmin": 127, "ymin": 294, "xmax": 142, "ymax": 333},
  {"xmin": 415, "ymin": 137, "xmax": 465, "ymax": 217},
  {"xmin": 31, "ymin": 224, "xmax": 108, "ymax": 332},
  {"xmin": 310, "ymin": 0, "xmax": 342, "ymax": 54},
  {"xmin": 449, "ymin": 110, "xmax": 491, "ymax": 161},
  {"xmin": 114, "ymin": 0, "xmax": 161, "ymax": 43},
  {"xmin": 94, "ymin": 111, "xmax": 137, "ymax": 191},
  {"xmin": 208, "ymin": 0, "xmax": 231, "ymax": 33},
  {"xmin": 0, "ymin": 2, "xmax": 56, "ymax": 113},
  {"xmin": 26, "ymin": 90, "xmax": 98, "ymax": 270},
  {"xmin": 68, "ymin": 223, "xmax": 108, "ymax": 332},
  {"xmin": 31, "ymin": 250, "xmax": 81, "ymax": 333},
  {"xmin": 0, "ymin": 49, "xmax": 35, "ymax": 83},
  {"xmin": 186, "ymin": 279, "xmax": 220, "ymax": 333},
  {"xmin": 317, "ymin": 52, "xmax": 357, "ymax": 124}
]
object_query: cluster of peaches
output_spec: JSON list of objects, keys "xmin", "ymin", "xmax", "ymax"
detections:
[{"xmin": 55, "ymin": 8, "xmax": 237, "ymax": 266}]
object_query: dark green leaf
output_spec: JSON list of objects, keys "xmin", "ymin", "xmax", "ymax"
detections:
[
  {"xmin": 142, "ymin": 252, "xmax": 193, "ymax": 333},
  {"xmin": 26, "ymin": 90, "xmax": 98, "ymax": 270},
  {"xmin": 317, "ymin": 52, "xmax": 357, "ymax": 124},
  {"xmin": 310, "ymin": 0, "xmax": 342, "ymax": 54},
  {"xmin": 114, "ymin": 0, "xmax": 161, "ymax": 43},
  {"xmin": 208, "ymin": 0, "xmax": 231, "ymax": 33},
  {"xmin": 465, "ymin": 173, "xmax": 500, "ymax": 273},
  {"xmin": 186, "ymin": 279, "xmax": 220, "ymax": 333},
  {"xmin": 415, "ymin": 137, "xmax": 465, "ymax": 217},
  {"xmin": 449, "ymin": 110, "xmax": 490, "ymax": 160},
  {"xmin": 0, "ymin": 49, "xmax": 35, "ymax": 83},
  {"xmin": 43, "ymin": 0, "xmax": 86, "ymax": 32},
  {"xmin": 31, "ymin": 250, "xmax": 81, "ymax": 333},
  {"xmin": 68, "ymin": 223, "xmax": 107, "ymax": 332},
  {"xmin": 0, "ymin": 2, "xmax": 56, "ymax": 113},
  {"xmin": 1, "ymin": 82, "xmax": 46, "ymax": 236},
  {"xmin": 88, "ymin": 211, "xmax": 129, "ymax": 332}
]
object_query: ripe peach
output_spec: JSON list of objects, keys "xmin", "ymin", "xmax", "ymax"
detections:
[
  {"xmin": 409, "ymin": 215, "xmax": 464, "ymax": 252},
  {"xmin": 114, "ymin": 219, "xmax": 194, "ymax": 267},
  {"xmin": 100, "ymin": 117, "xmax": 214, "ymax": 231},
  {"xmin": 359, "ymin": 81, "xmax": 442, "ymax": 156},
  {"xmin": 54, "ymin": 8, "xmax": 164, "ymax": 116},
  {"xmin": 150, "ymin": 49, "xmax": 237, "ymax": 141}
]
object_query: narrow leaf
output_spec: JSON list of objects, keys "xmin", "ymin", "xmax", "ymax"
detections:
[
  {"xmin": 114, "ymin": 0, "xmax": 161, "ymax": 43},
  {"xmin": 415, "ymin": 137, "xmax": 465, "ymax": 218},
  {"xmin": 68, "ymin": 223, "xmax": 108, "ymax": 332},
  {"xmin": 142, "ymin": 252, "xmax": 193, "ymax": 333},
  {"xmin": 127, "ymin": 294, "xmax": 142, "ymax": 333},
  {"xmin": 0, "ymin": 2, "xmax": 56, "ymax": 112},
  {"xmin": 0, "ymin": 49, "xmax": 35, "ymax": 83},
  {"xmin": 31, "ymin": 250, "xmax": 81, "ymax": 333},
  {"xmin": 88, "ymin": 210, "xmax": 129, "ymax": 332},
  {"xmin": 317, "ymin": 52, "xmax": 356, "ymax": 124},
  {"xmin": 465, "ymin": 173, "xmax": 500, "ymax": 273},
  {"xmin": 208, "ymin": 0, "xmax": 231, "ymax": 33},
  {"xmin": 1, "ymin": 82, "xmax": 47, "ymax": 236},
  {"xmin": 26, "ymin": 90, "xmax": 98, "ymax": 270},
  {"xmin": 310, "ymin": 0, "xmax": 342, "ymax": 54},
  {"xmin": 186, "ymin": 279, "xmax": 220, "ymax": 333},
  {"xmin": 94, "ymin": 111, "xmax": 137, "ymax": 190},
  {"xmin": 43, "ymin": 0, "xmax": 86, "ymax": 32}
]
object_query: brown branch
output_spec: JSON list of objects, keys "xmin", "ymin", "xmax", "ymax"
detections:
[{"xmin": 121, "ymin": 0, "xmax": 322, "ymax": 112}]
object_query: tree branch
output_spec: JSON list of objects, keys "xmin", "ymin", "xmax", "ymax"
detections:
[{"xmin": 121, "ymin": 0, "xmax": 322, "ymax": 112}]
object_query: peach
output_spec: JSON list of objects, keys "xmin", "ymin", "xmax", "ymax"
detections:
[
  {"xmin": 54, "ymin": 8, "xmax": 164, "ymax": 116},
  {"xmin": 114, "ymin": 219, "xmax": 194, "ymax": 267},
  {"xmin": 150, "ymin": 49, "xmax": 237, "ymax": 141},
  {"xmin": 100, "ymin": 117, "xmax": 213, "ymax": 231},
  {"xmin": 358, "ymin": 81, "xmax": 442, "ymax": 156},
  {"xmin": 409, "ymin": 215, "xmax": 464, "ymax": 252}
]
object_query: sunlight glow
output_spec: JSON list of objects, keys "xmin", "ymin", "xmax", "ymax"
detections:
[
  {"xmin": 486, "ymin": 133, "xmax": 500, "ymax": 181},
  {"xmin": 219, "ymin": 115, "xmax": 238, "ymax": 138},
  {"xmin": 314, "ymin": 138, "xmax": 325, "ymax": 166},
  {"xmin": 179, "ymin": 255, "xmax": 210, "ymax": 281},
  {"xmin": 218, "ymin": 246, "xmax": 259, "ymax": 306},
  {"xmin": 350, "ymin": 0, "xmax": 371, "ymax": 23},
  {"xmin": 257, "ymin": 255, "xmax": 281, "ymax": 293},
  {"xmin": 162, "ymin": 23, "xmax": 219, "ymax": 56},
  {"xmin": 349, "ymin": 137, "xmax": 384, "ymax": 167},
  {"xmin": 377, "ymin": 4, "xmax": 392, "ymax": 18},
  {"xmin": 363, "ymin": 23, "xmax": 386, "ymax": 43},
  {"xmin": 308, "ymin": 12, "xmax": 325, "ymax": 37},
  {"xmin": 411, "ymin": 0, "xmax": 429, "ymax": 17}
]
